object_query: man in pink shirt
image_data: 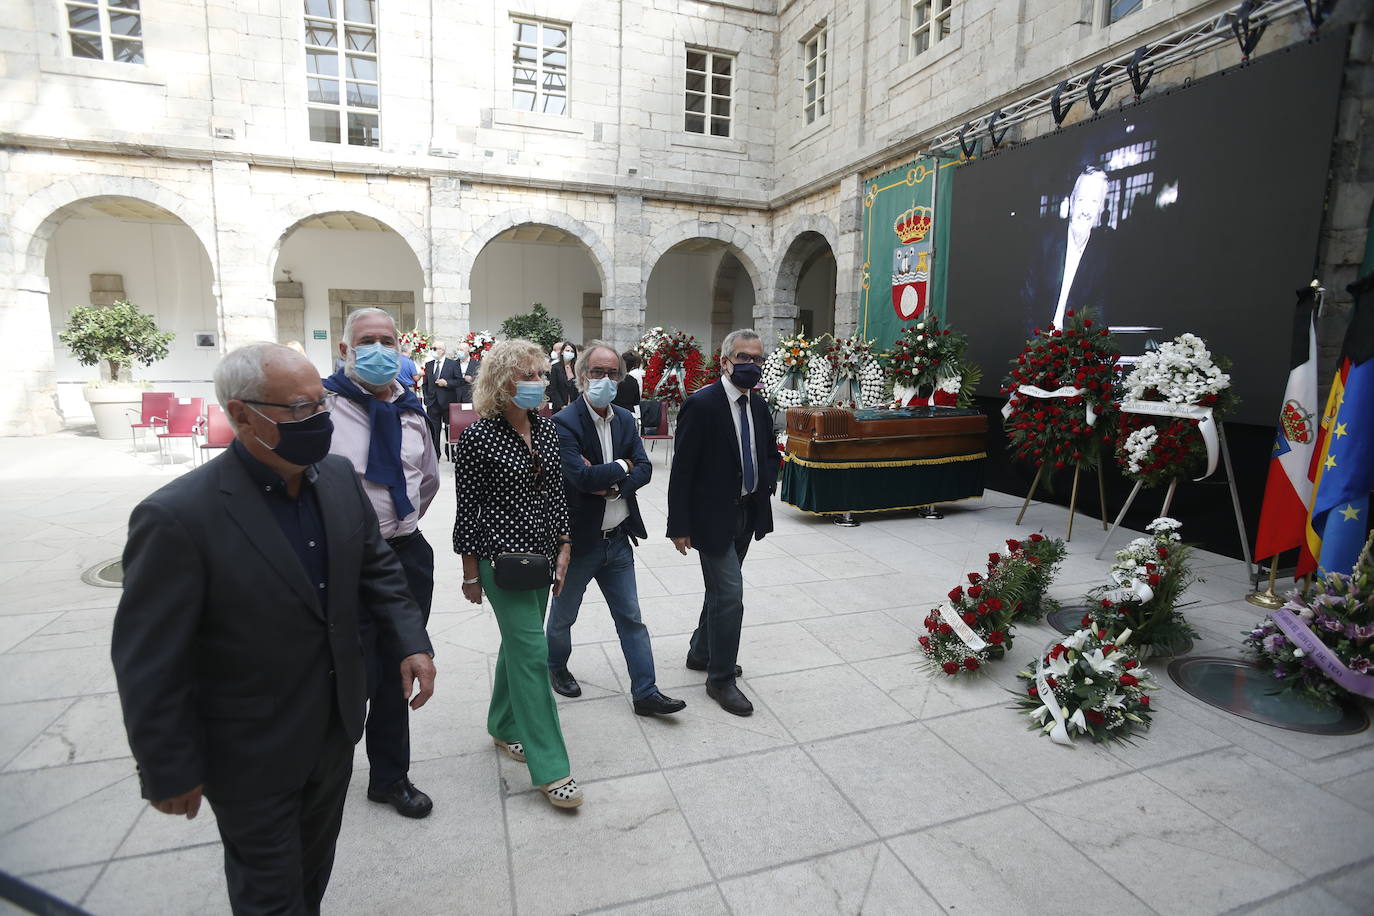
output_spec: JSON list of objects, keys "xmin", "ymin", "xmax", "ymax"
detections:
[{"xmin": 324, "ymin": 307, "xmax": 440, "ymax": 818}]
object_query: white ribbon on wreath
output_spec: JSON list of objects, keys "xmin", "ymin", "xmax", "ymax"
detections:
[
  {"xmin": 1119, "ymin": 399, "xmax": 1219, "ymax": 480},
  {"xmin": 1001, "ymin": 385, "xmax": 1098, "ymax": 427},
  {"xmin": 937, "ymin": 603, "xmax": 987, "ymax": 651}
]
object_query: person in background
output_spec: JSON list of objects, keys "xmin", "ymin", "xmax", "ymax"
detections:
[
  {"xmin": 545, "ymin": 342, "xmax": 685, "ymax": 717},
  {"xmin": 613, "ymin": 350, "xmax": 642, "ymax": 415},
  {"xmin": 112, "ymin": 342, "xmax": 435, "ymax": 914},
  {"xmin": 324, "ymin": 307, "xmax": 441, "ymax": 819},
  {"xmin": 548, "ymin": 340, "xmax": 578, "ymax": 411},
  {"xmin": 453, "ymin": 338, "xmax": 583, "ymax": 809},
  {"xmin": 453, "ymin": 340, "xmax": 481, "ymax": 406},
  {"xmin": 423, "ymin": 341, "xmax": 461, "ymax": 450},
  {"xmin": 666, "ymin": 328, "xmax": 777, "ymax": 718}
]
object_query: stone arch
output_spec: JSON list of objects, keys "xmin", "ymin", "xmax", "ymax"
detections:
[
  {"xmin": 639, "ymin": 219, "xmax": 767, "ymax": 307},
  {"xmin": 464, "ymin": 208, "xmax": 612, "ymax": 294},
  {"xmin": 14, "ymin": 175, "xmax": 219, "ymax": 281},
  {"xmin": 771, "ymin": 215, "xmax": 840, "ymax": 338},
  {"xmin": 264, "ymin": 193, "xmax": 430, "ymax": 284}
]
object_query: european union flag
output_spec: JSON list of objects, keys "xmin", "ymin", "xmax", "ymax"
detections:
[{"xmin": 1310, "ymin": 272, "xmax": 1374, "ymax": 574}]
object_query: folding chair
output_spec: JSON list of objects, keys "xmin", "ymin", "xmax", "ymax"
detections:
[
  {"xmin": 196, "ymin": 404, "xmax": 234, "ymax": 462},
  {"xmin": 127, "ymin": 391, "xmax": 174, "ymax": 452},
  {"xmin": 446, "ymin": 404, "xmax": 480, "ymax": 461},
  {"xmin": 156, "ymin": 398, "xmax": 206, "ymax": 465},
  {"xmin": 640, "ymin": 398, "xmax": 674, "ymax": 465}
]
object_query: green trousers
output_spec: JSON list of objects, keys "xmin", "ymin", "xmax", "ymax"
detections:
[{"xmin": 481, "ymin": 559, "xmax": 570, "ymax": 787}]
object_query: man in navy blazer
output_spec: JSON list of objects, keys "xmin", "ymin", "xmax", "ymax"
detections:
[
  {"xmin": 667, "ymin": 328, "xmax": 777, "ymax": 716},
  {"xmin": 546, "ymin": 342, "xmax": 687, "ymax": 716}
]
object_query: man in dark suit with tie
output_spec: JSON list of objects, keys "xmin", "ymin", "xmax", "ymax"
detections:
[
  {"xmin": 112, "ymin": 342, "xmax": 437, "ymax": 915},
  {"xmin": 544, "ymin": 342, "xmax": 686, "ymax": 716},
  {"xmin": 422, "ymin": 341, "xmax": 462, "ymax": 448},
  {"xmin": 667, "ymin": 328, "xmax": 777, "ymax": 717},
  {"xmin": 451, "ymin": 340, "xmax": 481, "ymax": 405}
]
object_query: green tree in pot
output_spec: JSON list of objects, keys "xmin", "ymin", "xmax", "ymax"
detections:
[
  {"xmin": 499, "ymin": 302, "xmax": 564, "ymax": 350},
  {"xmin": 59, "ymin": 300, "xmax": 175, "ymax": 440}
]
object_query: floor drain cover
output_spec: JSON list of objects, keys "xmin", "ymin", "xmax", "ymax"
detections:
[
  {"xmin": 1167, "ymin": 656, "xmax": 1369, "ymax": 735},
  {"xmin": 1047, "ymin": 605, "xmax": 1093, "ymax": 635},
  {"xmin": 81, "ymin": 559, "xmax": 124, "ymax": 588}
]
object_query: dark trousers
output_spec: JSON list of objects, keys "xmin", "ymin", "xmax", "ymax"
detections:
[
  {"xmin": 425, "ymin": 405, "xmax": 445, "ymax": 450},
  {"xmin": 209, "ymin": 712, "xmax": 352, "ymax": 916},
  {"xmin": 688, "ymin": 502, "xmax": 754, "ymax": 687},
  {"xmin": 362, "ymin": 530, "xmax": 434, "ymax": 791}
]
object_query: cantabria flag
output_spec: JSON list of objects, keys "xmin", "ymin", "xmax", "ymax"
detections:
[{"xmin": 1253, "ymin": 286, "xmax": 1319, "ymax": 567}]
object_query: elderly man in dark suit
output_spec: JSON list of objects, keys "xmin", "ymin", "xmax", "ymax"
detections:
[
  {"xmin": 1020, "ymin": 165, "xmax": 1116, "ymax": 333},
  {"xmin": 422, "ymin": 340, "xmax": 462, "ymax": 448},
  {"xmin": 544, "ymin": 341, "xmax": 686, "ymax": 716},
  {"xmin": 112, "ymin": 342, "xmax": 436, "ymax": 916},
  {"xmin": 667, "ymin": 328, "xmax": 777, "ymax": 717}
]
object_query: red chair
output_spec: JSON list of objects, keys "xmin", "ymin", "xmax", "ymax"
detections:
[
  {"xmin": 446, "ymin": 404, "xmax": 480, "ymax": 461},
  {"xmin": 197, "ymin": 404, "xmax": 234, "ymax": 461},
  {"xmin": 127, "ymin": 391, "xmax": 174, "ymax": 452},
  {"xmin": 156, "ymin": 398, "xmax": 206, "ymax": 465},
  {"xmin": 640, "ymin": 398, "xmax": 674, "ymax": 465}
]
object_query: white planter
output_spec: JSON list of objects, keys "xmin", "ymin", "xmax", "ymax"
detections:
[{"xmin": 83, "ymin": 386, "xmax": 143, "ymax": 440}]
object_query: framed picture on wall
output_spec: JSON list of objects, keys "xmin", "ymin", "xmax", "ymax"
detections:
[{"xmin": 194, "ymin": 331, "xmax": 218, "ymax": 349}]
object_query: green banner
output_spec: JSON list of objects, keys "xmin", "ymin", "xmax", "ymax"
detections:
[{"xmin": 860, "ymin": 154, "xmax": 962, "ymax": 350}]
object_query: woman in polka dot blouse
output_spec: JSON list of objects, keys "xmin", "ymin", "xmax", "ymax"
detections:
[{"xmin": 452, "ymin": 338, "xmax": 581, "ymax": 808}]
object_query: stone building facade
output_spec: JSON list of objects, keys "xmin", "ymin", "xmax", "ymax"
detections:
[{"xmin": 2, "ymin": 0, "xmax": 1369, "ymax": 434}]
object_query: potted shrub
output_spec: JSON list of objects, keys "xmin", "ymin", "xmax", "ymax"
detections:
[{"xmin": 59, "ymin": 300, "xmax": 174, "ymax": 439}]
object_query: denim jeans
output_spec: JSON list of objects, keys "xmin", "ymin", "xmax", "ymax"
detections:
[
  {"xmin": 546, "ymin": 531, "xmax": 658, "ymax": 700},
  {"xmin": 688, "ymin": 503, "xmax": 754, "ymax": 688}
]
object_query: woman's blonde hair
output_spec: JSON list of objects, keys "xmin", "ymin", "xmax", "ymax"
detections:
[{"xmin": 473, "ymin": 338, "xmax": 546, "ymax": 418}]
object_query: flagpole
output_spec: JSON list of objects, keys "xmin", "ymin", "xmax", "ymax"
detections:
[{"xmin": 1246, "ymin": 554, "xmax": 1284, "ymax": 609}]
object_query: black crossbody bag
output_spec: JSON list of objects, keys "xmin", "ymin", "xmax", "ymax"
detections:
[{"xmin": 492, "ymin": 552, "xmax": 553, "ymax": 590}]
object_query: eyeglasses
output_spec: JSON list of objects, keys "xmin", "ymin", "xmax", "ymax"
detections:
[
  {"xmin": 587, "ymin": 368, "xmax": 622, "ymax": 380},
  {"xmin": 243, "ymin": 397, "xmax": 329, "ymax": 422},
  {"xmin": 730, "ymin": 355, "xmax": 766, "ymax": 366}
]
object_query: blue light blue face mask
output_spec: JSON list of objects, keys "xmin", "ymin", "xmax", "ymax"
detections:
[
  {"xmin": 351, "ymin": 342, "xmax": 400, "ymax": 386},
  {"xmin": 585, "ymin": 377, "xmax": 617, "ymax": 408},
  {"xmin": 513, "ymin": 380, "xmax": 545, "ymax": 410}
]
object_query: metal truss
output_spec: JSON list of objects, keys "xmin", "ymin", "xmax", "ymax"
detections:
[{"xmin": 920, "ymin": 0, "xmax": 1315, "ymax": 160}]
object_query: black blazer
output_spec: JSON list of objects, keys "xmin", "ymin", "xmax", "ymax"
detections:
[
  {"xmin": 548, "ymin": 364, "xmax": 578, "ymax": 411},
  {"xmin": 423, "ymin": 356, "xmax": 463, "ymax": 410},
  {"xmin": 1020, "ymin": 225, "xmax": 1116, "ymax": 334},
  {"xmin": 553, "ymin": 398, "xmax": 651, "ymax": 555},
  {"xmin": 452, "ymin": 357, "xmax": 480, "ymax": 404},
  {"xmin": 666, "ymin": 381, "xmax": 777, "ymax": 555},
  {"xmin": 111, "ymin": 451, "xmax": 432, "ymax": 803},
  {"xmin": 613, "ymin": 375, "xmax": 641, "ymax": 411}
]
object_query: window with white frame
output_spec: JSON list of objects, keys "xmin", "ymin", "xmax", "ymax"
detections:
[
  {"xmin": 802, "ymin": 29, "xmax": 827, "ymax": 125},
  {"xmin": 685, "ymin": 48, "xmax": 733, "ymax": 137},
  {"xmin": 511, "ymin": 17, "xmax": 568, "ymax": 115},
  {"xmin": 65, "ymin": 0, "xmax": 143, "ymax": 64},
  {"xmin": 304, "ymin": 0, "xmax": 380, "ymax": 147},
  {"xmin": 910, "ymin": 0, "xmax": 954, "ymax": 57},
  {"xmin": 1108, "ymin": 0, "xmax": 1145, "ymax": 24}
]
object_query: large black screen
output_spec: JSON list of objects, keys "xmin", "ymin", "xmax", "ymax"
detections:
[{"xmin": 946, "ymin": 31, "xmax": 1347, "ymax": 425}]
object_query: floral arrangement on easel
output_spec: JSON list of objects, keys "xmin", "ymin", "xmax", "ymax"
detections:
[
  {"xmin": 1014, "ymin": 626, "xmax": 1157, "ymax": 745},
  {"xmin": 398, "ymin": 328, "xmax": 433, "ymax": 360},
  {"xmin": 1001, "ymin": 309, "xmax": 1120, "ymax": 471},
  {"xmin": 888, "ymin": 313, "xmax": 981, "ymax": 408},
  {"xmin": 462, "ymin": 329, "xmax": 497, "ymax": 354},
  {"xmin": 641, "ymin": 328, "xmax": 711, "ymax": 407},
  {"xmin": 804, "ymin": 335, "xmax": 887, "ymax": 408},
  {"xmin": 1243, "ymin": 541, "xmax": 1374, "ymax": 709},
  {"xmin": 1115, "ymin": 334, "xmax": 1237, "ymax": 487},
  {"xmin": 919, "ymin": 533, "xmax": 1068, "ymax": 675},
  {"xmin": 1084, "ymin": 517, "xmax": 1198, "ymax": 657},
  {"xmin": 761, "ymin": 331, "xmax": 816, "ymax": 411}
]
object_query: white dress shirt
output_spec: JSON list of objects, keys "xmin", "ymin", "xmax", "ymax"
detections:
[
  {"xmin": 719, "ymin": 373, "xmax": 757, "ymax": 496},
  {"xmin": 1052, "ymin": 228, "xmax": 1090, "ymax": 329},
  {"xmin": 586, "ymin": 398, "xmax": 631, "ymax": 531}
]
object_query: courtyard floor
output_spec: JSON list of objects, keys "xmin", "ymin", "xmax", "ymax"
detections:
[{"xmin": 1, "ymin": 427, "xmax": 1372, "ymax": 915}]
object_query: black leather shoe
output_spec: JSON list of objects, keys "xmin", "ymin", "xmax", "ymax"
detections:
[
  {"xmin": 366, "ymin": 777, "xmax": 433, "ymax": 819},
  {"xmin": 686, "ymin": 657, "xmax": 743, "ymax": 677},
  {"xmin": 633, "ymin": 690, "xmax": 687, "ymax": 716},
  {"xmin": 706, "ymin": 683, "xmax": 754, "ymax": 717},
  {"xmin": 550, "ymin": 667, "xmax": 582, "ymax": 698}
]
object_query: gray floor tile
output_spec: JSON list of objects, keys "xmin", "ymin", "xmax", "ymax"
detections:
[
  {"xmin": 665, "ymin": 746, "xmax": 875, "ymax": 877},
  {"xmin": 1323, "ymin": 859, "xmax": 1374, "ymax": 912},
  {"xmin": 750, "ymin": 663, "xmax": 912, "ymax": 742},
  {"xmin": 0, "ymin": 698, "xmax": 73, "ymax": 771},
  {"xmin": 887, "ymin": 805, "xmax": 1151, "ymax": 915},
  {"xmin": 732, "ymin": 620, "xmax": 844, "ymax": 677},
  {"xmin": 719, "ymin": 842, "xmax": 943, "ymax": 915},
  {"xmin": 798, "ymin": 610, "xmax": 920, "ymax": 662},
  {"xmin": 505, "ymin": 771, "xmax": 711, "ymax": 916},
  {"xmin": 7, "ymin": 692, "xmax": 132, "ymax": 771},
  {"xmin": 635, "ymin": 682, "xmax": 793, "ymax": 769},
  {"xmin": 1241, "ymin": 887, "xmax": 1361, "ymax": 916},
  {"xmin": 82, "ymin": 844, "xmax": 227, "ymax": 915},
  {"xmin": 807, "ymin": 722, "xmax": 1014, "ymax": 837},
  {"xmin": 0, "ymin": 613, "xmax": 63, "ymax": 653},
  {"xmin": 587, "ymin": 884, "xmax": 727, "ymax": 916},
  {"xmin": 0, "ymin": 763, "xmax": 145, "ymax": 875},
  {"xmin": 0, "ymin": 862, "xmax": 104, "ymax": 912}
]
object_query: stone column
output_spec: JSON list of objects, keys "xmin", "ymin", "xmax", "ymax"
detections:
[
  {"xmin": 833, "ymin": 173, "xmax": 864, "ymax": 338},
  {"xmin": 274, "ymin": 280, "xmax": 305, "ymax": 344},
  {"xmin": 1, "ymin": 276, "xmax": 64, "ymax": 435},
  {"xmin": 605, "ymin": 192, "xmax": 645, "ymax": 353},
  {"xmin": 429, "ymin": 176, "xmax": 467, "ymax": 343},
  {"xmin": 212, "ymin": 161, "xmax": 274, "ymax": 348}
]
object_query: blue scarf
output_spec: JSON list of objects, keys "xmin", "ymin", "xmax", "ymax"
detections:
[{"xmin": 323, "ymin": 369, "xmax": 428, "ymax": 518}]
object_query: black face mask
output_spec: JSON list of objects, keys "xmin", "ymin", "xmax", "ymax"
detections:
[
  {"xmin": 250, "ymin": 407, "xmax": 334, "ymax": 467},
  {"xmin": 728, "ymin": 360, "xmax": 763, "ymax": 390}
]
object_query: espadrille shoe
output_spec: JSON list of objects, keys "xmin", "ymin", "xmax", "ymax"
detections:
[
  {"xmin": 492, "ymin": 738, "xmax": 526, "ymax": 763},
  {"xmin": 540, "ymin": 776, "xmax": 583, "ymax": 809}
]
